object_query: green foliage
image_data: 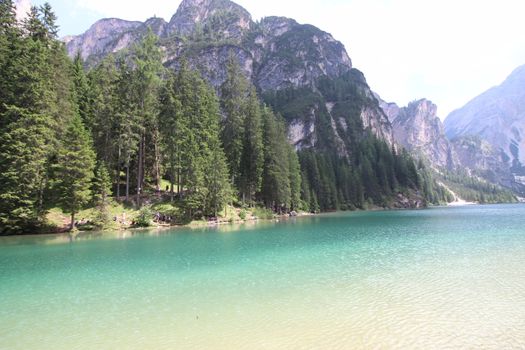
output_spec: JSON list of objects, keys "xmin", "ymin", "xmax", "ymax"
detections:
[
  {"xmin": 92, "ymin": 162, "xmax": 112, "ymax": 207},
  {"xmin": 52, "ymin": 114, "xmax": 96, "ymax": 230},
  {"xmin": 261, "ymin": 107, "xmax": 292, "ymax": 212},
  {"xmin": 440, "ymin": 170, "xmax": 516, "ymax": 204},
  {"xmin": 252, "ymin": 207, "xmax": 274, "ymax": 220},
  {"xmin": 160, "ymin": 60, "xmax": 231, "ymax": 218},
  {"xmin": 2, "ymin": 2, "xmax": 517, "ymax": 235},
  {"xmin": 134, "ymin": 205, "xmax": 153, "ymax": 227},
  {"xmin": 0, "ymin": 107, "xmax": 53, "ymax": 234},
  {"xmin": 239, "ymin": 209, "xmax": 247, "ymax": 220},
  {"xmin": 221, "ymin": 53, "xmax": 249, "ymax": 186}
]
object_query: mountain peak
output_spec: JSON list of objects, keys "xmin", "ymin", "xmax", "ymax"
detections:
[
  {"xmin": 168, "ymin": 0, "xmax": 252, "ymax": 36},
  {"xmin": 405, "ymin": 99, "xmax": 438, "ymax": 119},
  {"xmin": 444, "ymin": 64, "xmax": 525, "ymax": 165}
]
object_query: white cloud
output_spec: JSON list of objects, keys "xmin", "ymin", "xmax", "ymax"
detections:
[
  {"xmin": 74, "ymin": 0, "xmax": 178, "ymax": 21},
  {"xmin": 71, "ymin": 0, "xmax": 525, "ymax": 118}
]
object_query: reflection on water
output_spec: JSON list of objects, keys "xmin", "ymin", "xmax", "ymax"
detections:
[{"xmin": 0, "ymin": 204, "xmax": 524, "ymax": 349}]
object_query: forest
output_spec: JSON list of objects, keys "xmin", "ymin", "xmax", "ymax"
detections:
[{"xmin": 0, "ymin": 2, "xmax": 448, "ymax": 235}]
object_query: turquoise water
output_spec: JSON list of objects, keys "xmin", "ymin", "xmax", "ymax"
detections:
[{"xmin": 1, "ymin": 204, "xmax": 525, "ymax": 349}]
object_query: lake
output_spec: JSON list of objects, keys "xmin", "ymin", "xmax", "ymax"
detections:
[{"xmin": 1, "ymin": 204, "xmax": 524, "ymax": 349}]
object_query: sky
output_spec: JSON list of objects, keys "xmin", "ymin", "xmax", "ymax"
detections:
[{"xmin": 27, "ymin": 0, "xmax": 525, "ymax": 119}]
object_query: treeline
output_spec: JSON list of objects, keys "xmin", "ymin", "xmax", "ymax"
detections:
[
  {"xmin": 298, "ymin": 137, "xmax": 449, "ymax": 211},
  {"xmin": 440, "ymin": 170, "xmax": 516, "ymax": 204},
  {"xmin": 0, "ymin": 2, "xmax": 97, "ymax": 233},
  {"xmin": 0, "ymin": 2, "xmax": 301, "ymax": 234}
]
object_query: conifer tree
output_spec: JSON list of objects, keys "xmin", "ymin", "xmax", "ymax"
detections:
[
  {"xmin": 88, "ymin": 55, "xmax": 120, "ymax": 195},
  {"xmin": 288, "ymin": 145, "xmax": 302, "ymax": 211},
  {"xmin": 239, "ymin": 86, "xmax": 264, "ymax": 204},
  {"xmin": 261, "ymin": 107, "xmax": 291, "ymax": 212},
  {"xmin": 114, "ymin": 60, "xmax": 140, "ymax": 201},
  {"xmin": 0, "ymin": 107, "xmax": 53, "ymax": 234},
  {"xmin": 0, "ymin": 0, "xmax": 21, "ymax": 113},
  {"xmin": 92, "ymin": 162, "xmax": 112, "ymax": 207},
  {"xmin": 221, "ymin": 53, "xmax": 248, "ymax": 188},
  {"xmin": 129, "ymin": 28, "xmax": 163, "ymax": 205},
  {"xmin": 72, "ymin": 53, "xmax": 92, "ymax": 129},
  {"xmin": 159, "ymin": 71, "xmax": 182, "ymax": 201},
  {"xmin": 91, "ymin": 162, "xmax": 113, "ymax": 227},
  {"xmin": 53, "ymin": 115, "xmax": 96, "ymax": 230}
]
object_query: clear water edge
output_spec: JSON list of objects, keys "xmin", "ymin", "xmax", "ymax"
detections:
[{"xmin": 1, "ymin": 204, "xmax": 524, "ymax": 349}]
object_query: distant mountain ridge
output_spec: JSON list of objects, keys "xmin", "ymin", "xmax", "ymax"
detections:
[
  {"xmin": 375, "ymin": 65, "xmax": 525, "ymax": 196},
  {"xmin": 445, "ymin": 65, "xmax": 525, "ymax": 172}
]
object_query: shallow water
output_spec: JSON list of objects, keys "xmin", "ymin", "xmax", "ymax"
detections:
[{"xmin": 1, "ymin": 204, "xmax": 525, "ymax": 349}]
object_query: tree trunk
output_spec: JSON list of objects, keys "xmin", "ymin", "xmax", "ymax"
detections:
[
  {"xmin": 177, "ymin": 153, "xmax": 181, "ymax": 194},
  {"xmin": 170, "ymin": 172, "xmax": 174, "ymax": 202},
  {"xmin": 70, "ymin": 212, "xmax": 75, "ymax": 231},
  {"xmin": 126, "ymin": 164, "xmax": 130, "ymax": 201},
  {"xmin": 137, "ymin": 134, "xmax": 144, "ymax": 207},
  {"xmin": 116, "ymin": 146, "xmax": 121, "ymax": 200},
  {"xmin": 154, "ymin": 131, "xmax": 161, "ymax": 194}
]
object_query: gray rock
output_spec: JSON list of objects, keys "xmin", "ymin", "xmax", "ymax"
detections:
[
  {"xmin": 62, "ymin": 0, "xmax": 394, "ymax": 157},
  {"xmin": 445, "ymin": 65, "xmax": 525, "ymax": 173},
  {"xmin": 386, "ymin": 98, "xmax": 457, "ymax": 170}
]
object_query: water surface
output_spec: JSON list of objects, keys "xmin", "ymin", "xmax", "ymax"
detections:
[{"xmin": 1, "ymin": 204, "xmax": 525, "ymax": 349}]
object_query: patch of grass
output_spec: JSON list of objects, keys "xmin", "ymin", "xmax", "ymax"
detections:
[{"xmin": 252, "ymin": 207, "xmax": 274, "ymax": 220}]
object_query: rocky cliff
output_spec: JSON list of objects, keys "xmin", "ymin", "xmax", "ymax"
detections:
[
  {"xmin": 64, "ymin": 0, "xmax": 394, "ymax": 155},
  {"xmin": 445, "ymin": 65, "xmax": 525, "ymax": 174},
  {"xmin": 378, "ymin": 94, "xmax": 524, "ymax": 195},
  {"xmin": 377, "ymin": 98, "xmax": 456, "ymax": 170}
]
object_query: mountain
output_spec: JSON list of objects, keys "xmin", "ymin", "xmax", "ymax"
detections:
[
  {"xmin": 377, "ymin": 96, "xmax": 520, "ymax": 199},
  {"xmin": 445, "ymin": 65, "xmax": 525, "ymax": 174},
  {"xmin": 64, "ymin": 0, "xmax": 393, "ymax": 155},
  {"xmin": 379, "ymin": 98, "xmax": 457, "ymax": 170}
]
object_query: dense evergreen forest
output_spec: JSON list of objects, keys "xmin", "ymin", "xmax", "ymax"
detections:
[{"xmin": 0, "ymin": 2, "xmax": 449, "ymax": 235}]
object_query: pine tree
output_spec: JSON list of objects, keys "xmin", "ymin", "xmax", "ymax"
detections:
[
  {"xmin": 92, "ymin": 162, "xmax": 112, "ymax": 206},
  {"xmin": 0, "ymin": 0, "xmax": 21, "ymax": 114},
  {"xmin": 129, "ymin": 28, "xmax": 163, "ymax": 205},
  {"xmin": 91, "ymin": 162, "xmax": 113, "ymax": 227},
  {"xmin": 53, "ymin": 115, "xmax": 96, "ymax": 230},
  {"xmin": 221, "ymin": 53, "xmax": 248, "ymax": 189},
  {"xmin": 239, "ymin": 86, "xmax": 264, "ymax": 205},
  {"xmin": 114, "ymin": 59, "xmax": 140, "ymax": 201},
  {"xmin": 159, "ymin": 71, "xmax": 182, "ymax": 201},
  {"xmin": 0, "ymin": 107, "xmax": 53, "ymax": 234},
  {"xmin": 288, "ymin": 145, "xmax": 302, "ymax": 211},
  {"xmin": 261, "ymin": 107, "xmax": 291, "ymax": 212},
  {"xmin": 72, "ymin": 53, "xmax": 93, "ymax": 129},
  {"xmin": 88, "ymin": 55, "xmax": 121, "ymax": 196}
]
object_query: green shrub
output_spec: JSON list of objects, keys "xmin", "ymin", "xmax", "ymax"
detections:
[
  {"xmin": 134, "ymin": 206, "xmax": 153, "ymax": 227},
  {"xmin": 253, "ymin": 207, "xmax": 274, "ymax": 220},
  {"xmin": 239, "ymin": 209, "xmax": 247, "ymax": 220}
]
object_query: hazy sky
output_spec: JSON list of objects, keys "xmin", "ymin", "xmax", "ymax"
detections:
[{"xmin": 29, "ymin": 0, "xmax": 525, "ymax": 119}]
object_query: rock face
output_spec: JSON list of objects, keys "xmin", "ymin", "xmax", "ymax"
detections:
[
  {"xmin": 167, "ymin": 0, "xmax": 252, "ymax": 38},
  {"xmin": 451, "ymin": 136, "xmax": 516, "ymax": 189},
  {"xmin": 376, "ymin": 96, "xmax": 456, "ymax": 170},
  {"xmin": 63, "ymin": 0, "xmax": 394, "ymax": 156},
  {"xmin": 445, "ymin": 65, "xmax": 525, "ymax": 173},
  {"xmin": 386, "ymin": 99, "xmax": 457, "ymax": 170},
  {"xmin": 377, "ymin": 94, "xmax": 525, "ymax": 195},
  {"xmin": 63, "ymin": 19, "xmax": 143, "ymax": 62}
]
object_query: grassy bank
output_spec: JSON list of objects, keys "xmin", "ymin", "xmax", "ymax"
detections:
[{"xmin": 44, "ymin": 199, "xmax": 295, "ymax": 234}]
